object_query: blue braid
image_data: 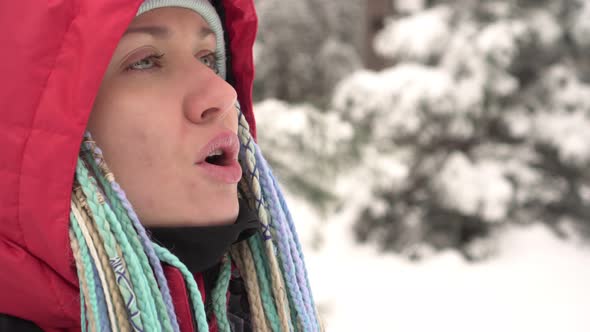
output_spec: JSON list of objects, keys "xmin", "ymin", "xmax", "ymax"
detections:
[
  {"xmin": 252, "ymin": 145, "xmax": 313, "ymax": 330},
  {"xmin": 270, "ymin": 171, "xmax": 320, "ymax": 324},
  {"xmin": 236, "ymin": 106, "xmax": 322, "ymax": 330},
  {"xmin": 268, "ymin": 164, "xmax": 320, "ymax": 329},
  {"xmin": 91, "ymin": 259, "xmax": 113, "ymax": 332}
]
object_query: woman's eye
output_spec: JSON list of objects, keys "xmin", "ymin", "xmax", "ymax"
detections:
[
  {"xmin": 126, "ymin": 53, "xmax": 164, "ymax": 71},
  {"xmin": 199, "ymin": 53, "xmax": 219, "ymax": 74},
  {"xmin": 124, "ymin": 52, "xmax": 217, "ymax": 73}
]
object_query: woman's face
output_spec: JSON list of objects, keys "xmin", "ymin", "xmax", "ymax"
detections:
[{"xmin": 88, "ymin": 7, "xmax": 240, "ymax": 227}]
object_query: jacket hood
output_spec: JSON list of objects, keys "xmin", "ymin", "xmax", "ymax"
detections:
[{"xmin": 0, "ymin": 0, "xmax": 257, "ymax": 330}]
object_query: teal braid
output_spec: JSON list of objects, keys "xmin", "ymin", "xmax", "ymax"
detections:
[
  {"xmin": 77, "ymin": 158, "xmax": 163, "ymax": 331},
  {"xmin": 73, "ymin": 193, "xmax": 118, "ymax": 332},
  {"xmin": 80, "ymin": 137, "xmax": 178, "ymax": 332},
  {"xmin": 99, "ymin": 196, "xmax": 159, "ymax": 331},
  {"xmin": 152, "ymin": 243, "xmax": 209, "ymax": 332},
  {"xmin": 69, "ymin": 220, "xmax": 104, "ymax": 332},
  {"xmin": 246, "ymin": 235, "xmax": 282, "ymax": 331},
  {"xmin": 75, "ymin": 159, "xmax": 148, "ymax": 331},
  {"xmin": 211, "ymin": 255, "xmax": 232, "ymax": 332}
]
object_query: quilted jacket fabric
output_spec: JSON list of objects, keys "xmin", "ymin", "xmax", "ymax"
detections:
[{"xmin": 0, "ymin": 0, "xmax": 258, "ymax": 330}]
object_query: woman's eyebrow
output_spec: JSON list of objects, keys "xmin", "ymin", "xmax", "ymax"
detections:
[
  {"xmin": 123, "ymin": 25, "xmax": 215, "ymax": 39},
  {"xmin": 124, "ymin": 26, "xmax": 169, "ymax": 38}
]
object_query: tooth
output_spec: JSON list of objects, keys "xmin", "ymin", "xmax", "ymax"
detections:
[{"xmin": 208, "ymin": 149, "xmax": 223, "ymax": 157}]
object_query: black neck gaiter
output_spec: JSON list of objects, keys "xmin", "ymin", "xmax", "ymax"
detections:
[{"xmin": 146, "ymin": 198, "xmax": 260, "ymax": 274}]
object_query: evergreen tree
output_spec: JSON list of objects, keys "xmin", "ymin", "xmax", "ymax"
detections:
[
  {"xmin": 253, "ymin": 0, "xmax": 363, "ymax": 108},
  {"xmin": 332, "ymin": 0, "xmax": 590, "ymax": 260},
  {"xmin": 254, "ymin": 99, "xmax": 355, "ymax": 212}
]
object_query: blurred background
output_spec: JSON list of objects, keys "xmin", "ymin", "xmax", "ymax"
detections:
[{"xmin": 251, "ymin": 0, "xmax": 590, "ymax": 330}]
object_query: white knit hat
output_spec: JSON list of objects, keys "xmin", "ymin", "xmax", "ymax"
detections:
[{"xmin": 136, "ymin": 0, "xmax": 227, "ymax": 79}]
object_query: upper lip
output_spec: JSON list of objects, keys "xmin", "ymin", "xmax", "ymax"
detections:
[{"xmin": 195, "ymin": 130, "xmax": 240, "ymax": 164}]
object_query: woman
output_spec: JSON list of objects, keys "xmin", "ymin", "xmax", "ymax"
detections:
[{"xmin": 0, "ymin": 0, "xmax": 321, "ymax": 331}]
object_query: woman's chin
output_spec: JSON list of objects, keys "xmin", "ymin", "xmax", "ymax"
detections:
[
  {"xmin": 138, "ymin": 195, "xmax": 240, "ymax": 227},
  {"xmin": 182, "ymin": 202, "xmax": 240, "ymax": 226},
  {"xmin": 204, "ymin": 214, "xmax": 239, "ymax": 226}
]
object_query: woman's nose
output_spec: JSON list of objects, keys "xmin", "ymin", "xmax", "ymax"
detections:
[{"xmin": 182, "ymin": 64, "xmax": 237, "ymax": 124}]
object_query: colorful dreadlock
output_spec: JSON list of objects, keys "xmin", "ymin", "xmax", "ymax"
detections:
[{"xmin": 68, "ymin": 106, "xmax": 322, "ymax": 331}]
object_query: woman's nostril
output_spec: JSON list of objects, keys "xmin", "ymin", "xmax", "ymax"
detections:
[{"xmin": 201, "ymin": 107, "xmax": 218, "ymax": 120}]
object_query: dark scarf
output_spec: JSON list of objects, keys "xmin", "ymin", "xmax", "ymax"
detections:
[{"xmin": 147, "ymin": 198, "xmax": 260, "ymax": 274}]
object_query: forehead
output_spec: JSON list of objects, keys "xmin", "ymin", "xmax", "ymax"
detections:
[
  {"xmin": 129, "ymin": 7, "xmax": 211, "ymax": 30},
  {"xmin": 120, "ymin": 7, "xmax": 216, "ymax": 45}
]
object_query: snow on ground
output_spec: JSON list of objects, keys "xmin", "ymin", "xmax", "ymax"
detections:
[{"xmin": 284, "ymin": 190, "xmax": 590, "ymax": 332}]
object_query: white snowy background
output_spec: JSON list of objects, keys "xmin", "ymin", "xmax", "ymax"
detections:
[
  {"xmin": 253, "ymin": 0, "xmax": 590, "ymax": 330},
  {"xmin": 284, "ymin": 183, "xmax": 590, "ymax": 332}
]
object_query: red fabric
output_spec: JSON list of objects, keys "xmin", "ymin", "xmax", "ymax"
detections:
[
  {"xmin": 164, "ymin": 266, "xmax": 195, "ymax": 332},
  {"xmin": 222, "ymin": 0, "xmax": 258, "ymax": 140},
  {"xmin": 193, "ymin": 273, "xmax": 219, "ymax": 332},
  {"xmin": 163, "ymin": 267, "xmax": 222, "ymax": 332},
  {"xmin": 0, "ymin": 0, "xmax": 258, "ymax": 330}
]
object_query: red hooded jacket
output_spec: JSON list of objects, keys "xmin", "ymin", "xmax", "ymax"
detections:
[{"xmin": 0, "ymin": 1, "xmax": 258, "ymax": 331}]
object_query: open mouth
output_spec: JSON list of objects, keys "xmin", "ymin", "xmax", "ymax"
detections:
[
  {"xmin": 195, "ymin": 131, "xmax": 242, "ymax": 184},
  {"xmin": 204, "ymin": 149, "xmax": 230, "ymax": 166}
]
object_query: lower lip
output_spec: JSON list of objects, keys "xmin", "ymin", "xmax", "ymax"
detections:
[{"xmin": 197, "ymin": 159, "xmax": 242, "ymax": 183}]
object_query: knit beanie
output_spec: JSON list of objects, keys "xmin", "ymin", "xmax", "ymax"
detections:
[{"xmin": 136, "ymin": 0, "xmax": 227, "ymax": 79}]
